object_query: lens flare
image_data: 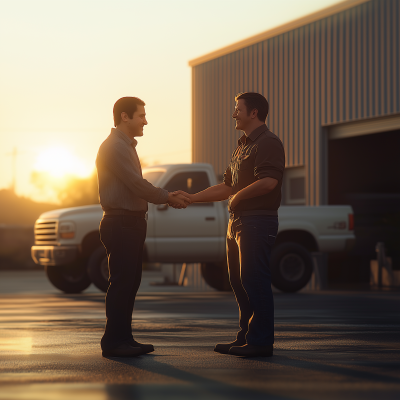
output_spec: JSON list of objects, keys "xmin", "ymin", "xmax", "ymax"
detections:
[{"xmin": 34, "ymin": 146, "xmax": 91, "ymax": 178}]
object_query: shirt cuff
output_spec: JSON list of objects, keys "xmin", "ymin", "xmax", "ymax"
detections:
[
  {"xmin": 156, "ymin": 188, "xmax": 169, "ymax": 204},
  {"xmin": 255, "ymin": 169, "xmax": 283, "ymax": 181}
]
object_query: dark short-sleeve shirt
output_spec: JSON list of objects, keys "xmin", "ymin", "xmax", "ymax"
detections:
[{"xmin": 223, "ymin": 124, "xmax": 285, "ymax": 212}]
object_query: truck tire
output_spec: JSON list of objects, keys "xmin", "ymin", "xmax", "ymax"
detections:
[
  {"xmin": 45, "ymin": 261, "xmax": 91, "ymax": 294},
  {"xmin": 87, "ymin": 247, "xmax": 109, "ymax": 293},
  {"xmin": 200, "ymin": 262, "xmax": 231, "ymax": 291},
  {"xmin": 271, "ymin": 242, "xmax": 313, "ymax": 293}
]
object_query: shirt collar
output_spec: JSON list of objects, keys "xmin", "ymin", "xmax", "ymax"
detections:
[
  {"xmin": 111, "ymin": 128, "xmax": 138, "ymax": 148},
  {"xmin": 238, "ymin": 124, "xmax": 268, "ymax": 145}
]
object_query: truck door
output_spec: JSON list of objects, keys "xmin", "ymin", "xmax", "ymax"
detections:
[{"xmin": 152, "ymin": 170, "xmax": 221, "ymax": 262}]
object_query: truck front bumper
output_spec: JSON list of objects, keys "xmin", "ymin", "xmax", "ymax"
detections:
[{"xmin": 31, "ymin": 245, "xmax": 79, "ymax": 266}]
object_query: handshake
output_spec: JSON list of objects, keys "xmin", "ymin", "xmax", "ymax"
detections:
[{"xmin": 167, "ymin": 191, "xmax": 193, "ymax": 209}]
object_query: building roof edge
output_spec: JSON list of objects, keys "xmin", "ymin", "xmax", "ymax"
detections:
[{"xmin": 188, "ymin": 0, "xmax": 370, "ymax": 67}]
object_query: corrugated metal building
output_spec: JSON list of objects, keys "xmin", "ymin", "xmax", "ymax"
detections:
[{"xmin": 189, "ymin": 0, "xmax": 400, "ymax": 276}]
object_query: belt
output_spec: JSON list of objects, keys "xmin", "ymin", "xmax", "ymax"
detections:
[
  {"xmin": 103, "ymin": 209, "xmax": 147, "ymax": 218},
  {"xmin": 229, "ymin": 210, "xmax": 278, "ymax": 218}
]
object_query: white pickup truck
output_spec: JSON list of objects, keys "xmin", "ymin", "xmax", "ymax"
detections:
[{"xmin": 31, "ymin": 163, "xmax": 355, "ymax": 294}]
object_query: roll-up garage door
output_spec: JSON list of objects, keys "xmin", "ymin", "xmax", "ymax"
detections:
[{"xmin": 327, "ymin": 114, "xmax": 400, "ymax": 280}]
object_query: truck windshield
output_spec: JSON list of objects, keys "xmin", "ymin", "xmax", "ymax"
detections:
[{"xmin": 142, "ymin": 170, "xmax": 165, "ymax": 186}]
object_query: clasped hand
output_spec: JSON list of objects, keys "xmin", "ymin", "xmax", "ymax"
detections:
[
  {"xmin": 167, "ymin": 191, "xmax": 193, "ymax": 209},
  {"xmin": 166, "ymin": 190, "xmax": 238, "ymax": 210}
]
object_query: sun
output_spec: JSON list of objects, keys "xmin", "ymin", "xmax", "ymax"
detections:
[{"xmin": 34, "ymin": 146, "xmax": 92, "ymax": 178}]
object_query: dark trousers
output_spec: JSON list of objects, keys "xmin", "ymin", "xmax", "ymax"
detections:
[
  {"xmin": 99, "ymin": 215, "xmax": 147, "ymax": 351},
  {"xmin": 226, "ymin": 215, "xmax": 278, "ymax": 346}
]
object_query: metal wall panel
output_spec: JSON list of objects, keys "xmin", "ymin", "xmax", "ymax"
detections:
[{"xmin": 191, "ymin": 0, "xmax": 400, "ymax": 204}]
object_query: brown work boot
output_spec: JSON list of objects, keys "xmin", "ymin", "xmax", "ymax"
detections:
[
  {"xmin": 214, "ymin": 339, "xmax": 246, "ymax": 354},
  {"xmin": 229, "ymin": 344, "xmax": 273, "ymax": 357},
  {"xmin": 130, "ymin": 339, "xmax": 154, "ymax": 354},
  {"xmin": 102, "ymin": 343, "xmax": 146, "ymax": 358}
]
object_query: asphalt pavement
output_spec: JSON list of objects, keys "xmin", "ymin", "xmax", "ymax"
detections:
[{"xmin": 0, "ymin": 270, "xmax": 400, "ymax": 400}]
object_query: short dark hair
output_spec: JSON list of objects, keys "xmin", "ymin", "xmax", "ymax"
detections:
[
  {"xmin": 235, "ymin": 92, "xmax": 269, "ymax": 122},
  {"xmin": 113, "ymin": 97, "xmax": 145, "ymax": 126}
]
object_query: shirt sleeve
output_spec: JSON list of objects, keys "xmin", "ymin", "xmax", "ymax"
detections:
[
  {"xmin": 99, "ymin": 141, "xmax": 169, "ymax": 204},
  {"xmin": 254, "ymin": 137, "xmax": 285, "ymax": 181},
  {"xmin": 223, "ymin": 165, "xmax": 232, "ymax": 187}
]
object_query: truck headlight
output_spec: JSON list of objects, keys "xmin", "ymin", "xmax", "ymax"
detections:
[{"xmin": 58, "ymin": 221, "xmax": 76, "ymax": 239}]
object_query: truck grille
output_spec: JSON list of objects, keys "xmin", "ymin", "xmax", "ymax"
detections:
[{"xmin": 34, "ymin": 220, "xmax": 58, "ymax": 244}]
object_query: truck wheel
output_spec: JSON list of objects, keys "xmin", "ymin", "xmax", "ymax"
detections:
[
  {"xmin": 45, "ymin": 261, "xmax": 91, "ymax": 294},
  {"xmin": 271, "ymin": 242, "xmax": 313, "ymax": 293},
  {"xmin": 200, "ymin": 262, "xmax": 231, "ymax": 291},
  {"xmin": 87, "ymin": 247, "xmax": 109, "ymax": 293}
]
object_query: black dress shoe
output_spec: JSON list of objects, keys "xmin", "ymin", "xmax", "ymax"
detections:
[
  {"xmin": 214, "ymin": 339, "xmax": 246, "ymax": 354},
  {"xmin": 130, "ymin": 339, "xmax": 154, "ymax": 354},
  {"xmin": 102, "ymin": 343, "xmax": 146, "ymax": 358},
  {"xmin": 229, "ymin": 344, "xmax": 273, "ymax": 357}
]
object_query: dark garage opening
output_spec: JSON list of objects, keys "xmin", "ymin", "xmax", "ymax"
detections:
[{"xmin": 328, "ymin": 129, "xmax": 400, "ymax": 284}]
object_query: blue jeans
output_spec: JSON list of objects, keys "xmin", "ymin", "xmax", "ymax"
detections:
[
  {"xmin": 99, "ymin": 215, "xmax": 147, "ymax": 351},
  {"xmin": 226, "ymin": 215, "xmax": 278, "ymax": 346}
]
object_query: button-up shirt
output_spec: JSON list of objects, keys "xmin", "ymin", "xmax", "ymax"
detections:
[
  {"xmin": 96, "ymin": 128, "xmax": 169, "ymax": 212},
  {"xmin": 223, "ymin": 124, "xmax": 285, "ymax": 212}
]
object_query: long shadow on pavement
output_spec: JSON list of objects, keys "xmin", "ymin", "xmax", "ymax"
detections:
[
  {"xmin": 254, "ymin": 354, "xmax": 400, "ymax": 384},
  {"xmin": 104, "ymin": 355, "xmax": 294, "ymax": 400}
]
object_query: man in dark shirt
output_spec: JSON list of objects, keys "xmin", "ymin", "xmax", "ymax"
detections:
[
  {"xmin": 186, "ymin": 92, "xmax": 285, "ymax": 357},
  {"xmin": 96, "ymin": 97, "xmax": 189, "ymax": 358}
]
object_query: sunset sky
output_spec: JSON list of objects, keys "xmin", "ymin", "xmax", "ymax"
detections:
[{"xmin": 0, "ymin": 0, "xmax": 342, "ymax": 203}]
